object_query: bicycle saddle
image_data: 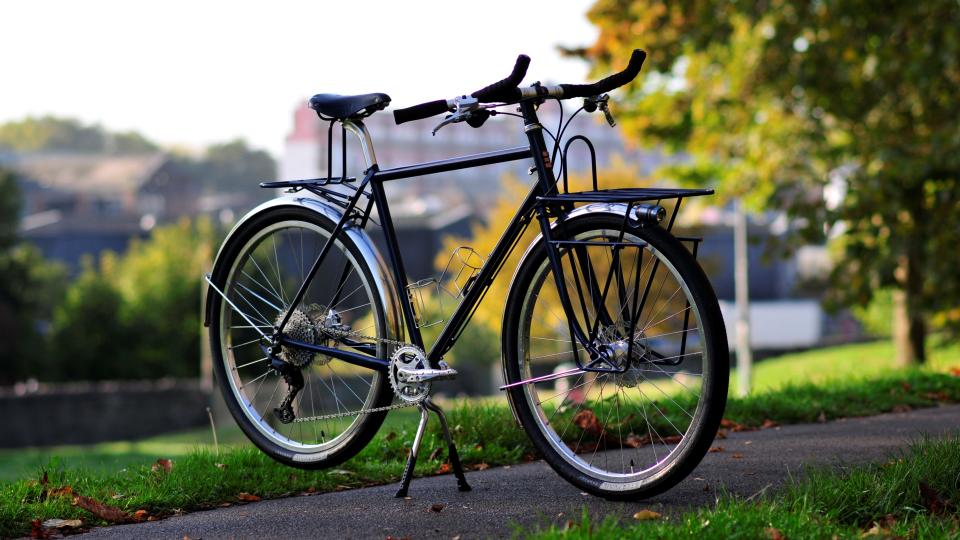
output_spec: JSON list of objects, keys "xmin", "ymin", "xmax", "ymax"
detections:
[{"xmin": 309, "ymin": 93, "xmax": 391, "ymax": 119}]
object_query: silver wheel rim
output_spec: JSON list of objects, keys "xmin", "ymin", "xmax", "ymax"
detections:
[
  {"xmin": 218, "ymin": 220, "xmax": 384, "ymax": 454},
  {"xmin": 518, "ymin": 227, "xmax": 710, "ymax": 486}
]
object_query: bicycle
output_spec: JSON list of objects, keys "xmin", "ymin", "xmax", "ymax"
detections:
[{"xmin": 203, "ymin": 49, "xmax": 729, "ymax": 500}]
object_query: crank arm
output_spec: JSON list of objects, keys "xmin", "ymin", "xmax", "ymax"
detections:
[{"xmin": 397, "ymin": 366, "xmax": 458, "ymax": 383}]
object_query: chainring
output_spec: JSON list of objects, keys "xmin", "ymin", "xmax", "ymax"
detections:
[{"xmin": 389, "ymin": 345, "xmax": 430, "ymax": 403}]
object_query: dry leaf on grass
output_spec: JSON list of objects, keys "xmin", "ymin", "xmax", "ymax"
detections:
[
  {"xmin": 48, "ymin": 486, "xmax": 73, "ymax": 498},
  {"xmin": 152, "ymin": 458, "xmax": 173, "ymax": 473},
  {"xmin": 761, "ymin": 419, "xmax": 780, "ymax": 429},
  {"xmin": 237, "ymin": 492, "xmax": 261, "ymax": 502},
  {"xmin": 573, "ymin": 410, "xmax": 603, "ymax": 437},
  {"xmin": 41, "ymin": 519, "xmax": 83, "ymax": 529},
  {"xmin": 73, "ymin": 495, "xmax": 132, "ymax": 523},
  {"xmin": 919, "ymin": 482, "xmax": 950, "ymax": 515},
  {"xmin": 133, "ymin": 509, "xmax": 150, "ymax": 522},
  {"xmin": 633, "ymin": 509, "xmax": 661, "ymax": 521},
  {"xmin": 764, "ymin": 527, "xmax": 785, "ymax": 539},
  {"xmin": 436, "ymin": 463, "xmax": 452, "ymax": 474},
  {"xmin": 473, "ymin": 462, "xmax": 490, "ymax": 471},
  {"xmin": 30, "ymin": 519, "xmax": 52, "ymax": 539}
]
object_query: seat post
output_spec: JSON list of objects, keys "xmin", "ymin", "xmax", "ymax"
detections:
[{"xmin": 341, "ymin": 119, "xmax": 378, "ymax": 170}]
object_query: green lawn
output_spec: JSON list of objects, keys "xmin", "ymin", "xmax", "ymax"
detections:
[
  {"xmin": 3, "ymin": 339, "xmax": 960, "ymax": 537},
  {"xmin": 734, "ymin": 339, "xmax": 960, "ymax": 395},
  {"xmin": 2, "ymin": 339, "xmax": 958, "ymax": 484},
  {"xmin": 526, "ymin": 435, "xmax": 960, "ymax": 539}
]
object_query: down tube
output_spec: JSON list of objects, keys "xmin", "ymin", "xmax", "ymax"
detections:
[{"xmin": 426, "ymin": 183, "xmax": 542, "ymax": 365}]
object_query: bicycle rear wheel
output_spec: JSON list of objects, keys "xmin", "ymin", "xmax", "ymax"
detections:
[
  {"xmin": 502, "ymin": 213, "xmax": 728, "ymax": 499},
  {"xmin": 209, "ymin": 206, "xmax": 392, "ymax": 469}
]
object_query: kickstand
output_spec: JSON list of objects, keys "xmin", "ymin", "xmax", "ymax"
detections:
[{"xmin": 394, "ymin": 398, "xmax": 472, "ymax": 498}]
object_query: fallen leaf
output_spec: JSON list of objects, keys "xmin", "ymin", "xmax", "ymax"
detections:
[
  {"xmin": 384, "ymin": 431, "xmax": 397, "ymax": 441},
  {"xmin": 633, "ymin": 509, "xmax": 661, "ymax": 521},
  {"xmin": 152, "ymin": 458, "xmax": 173, "ymax": 473},
  {"xmin": 715, "ymin": 429, "xmax": 728, "ymax": 439},
  {"xmin": 430, "ymin": 503, "xmax": 445, "ymax": 512},
  {"xmin": 892, "ymin": 404, "xmax": 912, "ymax": 413},
  {"xmin": 30, "ymin": 519, "xmax": 52, "ymax": 539},
  {"xmin": 919, "ymin": 482, "xmax": 949, "ymax": 515},
  {"xmin": 473, "ymin": 462, "xmax": 490, "ymax": 471},
  {"xmin": 702, "ymin": 484, "xmax": 711, "ymax": 492},
  {"xmin": 625, "ymin": 434, "xmax": 651, "ymax": 448},
  {"xmin": 48, "ymin": 486, "xmax": 74, "ymax": 498},
  {"xmin": 817, "ymin": 411, "xmax": 827, "ymax": 423},
  {"xmin": 731, "ymin": 453, "xmax": 744, "ymax": 459},
  {"xmin": 761, "ymin": 419, "xmax": 780, "ymax": 429},
  {"xmin": 764, "ymin": 527, "xmax": 785, "ymax": 539},
  {"xmin": 436, "ymin": 463, "xmax": 452, "ymax": 474},
  {"xmin": 573, "ymin": 409, "xmax": 603, "ymax": 437},
  {"xmin": 901, "ymin": 382, "xmax": 912, "ymax": 391},
  {"xmin": 218, "ymin": 502, "xmax": 232, "ymax": 508},
  {"xmin": 73, "ymin": 495, "xmax": 132, "ymax": 523},
  {"xmin": 708, "ymin": 446, "xmax": 724, "ymax": 453},
  {"xmin": 133, "ymin": 509, "xmax": 149, "ymax": 521},
  {"xmin": 237, "ymin": 492, "xmax": 261, "ymax": 502},
  {"xmin": 949, "ymin": 367, "xmax": 960, "ymax": 377},
  {"xmin": 41, "ymin": 519, "xmax": 83, "ymax": 529}
]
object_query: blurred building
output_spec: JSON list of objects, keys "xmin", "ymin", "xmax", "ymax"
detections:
[{"xmin": 6, "ymin": 152, "xmax": 256, "ymax": 273}]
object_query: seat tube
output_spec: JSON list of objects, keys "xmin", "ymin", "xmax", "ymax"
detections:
[{"xmin": 369, "ymin": 176, "xmax": 426, "ymax": 353}]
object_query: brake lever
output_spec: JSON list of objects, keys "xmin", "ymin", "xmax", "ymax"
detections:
[
  {"xmin": 432, "ymin": 95, "xmax": 480, "ymax": 136},
  {"xmin": 584, "ymin": 94, "xmax": 616, "ymax": 127}
]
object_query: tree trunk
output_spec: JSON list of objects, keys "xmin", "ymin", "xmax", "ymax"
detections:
[{"xmin": 892, "ymin": 236, "xmax": 927, "ymax": 366}]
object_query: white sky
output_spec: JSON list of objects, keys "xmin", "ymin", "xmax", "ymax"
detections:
[{"xmin": 1, "ymin": 0, "xmax": 598, "ymax": 156}]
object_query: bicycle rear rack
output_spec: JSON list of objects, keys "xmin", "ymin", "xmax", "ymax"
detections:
[{"xmin": 259, "ymin": 120, "xmax": 376, "ymax": 225}]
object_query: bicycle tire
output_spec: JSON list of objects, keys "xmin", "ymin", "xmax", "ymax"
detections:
[
  {"xmin": 502, "ymin": 212, "xmax": 728, "ymax": 499},
  {"xmin": 209, "ymin": 206, "xmax": 392, "ymax": 469}
]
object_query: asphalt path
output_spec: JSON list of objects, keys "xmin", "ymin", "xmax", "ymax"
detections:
[{"xmin": 81, "ymin": 404, "xmax": 960, "ymax": 539}]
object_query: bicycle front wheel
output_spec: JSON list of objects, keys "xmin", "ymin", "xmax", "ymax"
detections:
[
  {"xmin": 209, "ymin": 206, "xmax": 392, "ymax": 469},
  {"xmin": 502, "ymin": 213, "xmax": 728, "ymax": 499}
]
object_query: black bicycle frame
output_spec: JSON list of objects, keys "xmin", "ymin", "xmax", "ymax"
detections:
[{"xmin": 273, "ymin": 101, "xmax": 661, "ymax": 373}]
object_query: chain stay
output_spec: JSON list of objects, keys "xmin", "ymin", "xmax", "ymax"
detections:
[{"xmin": 287, "ymin": 326, "xmax": 418, "ymax": 423}]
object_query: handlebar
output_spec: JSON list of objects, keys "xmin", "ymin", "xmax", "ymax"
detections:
[
  {"xmin": 558, "ymin": 49, "xmax": 646, "ymax": 99},
  {"xmin": 392, "ymin": 49, "xmax": 646, "ymax": 125}
]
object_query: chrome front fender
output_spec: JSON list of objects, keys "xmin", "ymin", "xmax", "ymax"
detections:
[{"xmin": 203, "ymin": 196, "xmax": 402, "ymax": 343}]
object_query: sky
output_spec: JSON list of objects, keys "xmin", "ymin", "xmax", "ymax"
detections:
[{"xmin": 1, "ymin": 1, "xmax": 599, "ymax": 156}]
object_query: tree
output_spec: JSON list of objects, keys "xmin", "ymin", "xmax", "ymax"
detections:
[
  {"xmin": 200, "ymin": 139, "xmax": 276, "ymax": 196},
  {"xmin": 0, "ymin": 116, "xmax": 158, "ymax": 154},
  {"xmin": 581, "ymin": 0, "xmax": 960, "ymax": 364},
  {"xmin": 0, "ymin": 169, "xmax": 67, "ymax": 383}
]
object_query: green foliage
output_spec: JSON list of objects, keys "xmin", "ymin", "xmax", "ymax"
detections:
[
  {"xmin": 48, "ymin": 257, "xmax": 130, "ymax": 380},
  {"xmin": 0, "ymin": 169, "xmax": 20, "ymax": 250},
  {"xmin": 45, "ymin": 219, "xmax": 217, "ymax": 381},
  {"xmin": 583, "ymin": 1, "xmax": 960, "ymax": 360},
  {"xmin": 195, "ymin": 139, "xmax": 276, "ymax": 196},
  {"xmin": 0, "ymin": 168, "xmax": 68, "ymax": 383},
  {"xmin": 0, "ymin": 116, "xmax": 158, "ymax": 154}
]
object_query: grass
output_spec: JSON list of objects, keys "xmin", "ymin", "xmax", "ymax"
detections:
[
  {"xmin": 2, "ymin": 339, "xmax": 959, "ymax": 537},
  {"xmin": 524, "ymin": 435, "xmax": 960, "ymax": 539}
]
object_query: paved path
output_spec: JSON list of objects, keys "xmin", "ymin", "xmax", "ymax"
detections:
[{"xmin": 81, "ymin": 404, "xmax": 960, "ymax": 539}]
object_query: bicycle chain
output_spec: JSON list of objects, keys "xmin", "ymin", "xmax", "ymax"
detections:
[{"xmin": 289, "ymin": 326, "xmax": 418, "ymax": 423}]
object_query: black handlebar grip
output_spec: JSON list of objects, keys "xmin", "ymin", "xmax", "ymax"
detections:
[
  {"xmin": 393, "ymin": 99, "xmax": 451, "ymax": 125},
  {"xmin": 471, "ymin": 54, "xmax": 530, "ymax": 103},
  {"xmin": 560, "ymin": 49, "xmax": 647, "ymax": 99}
]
